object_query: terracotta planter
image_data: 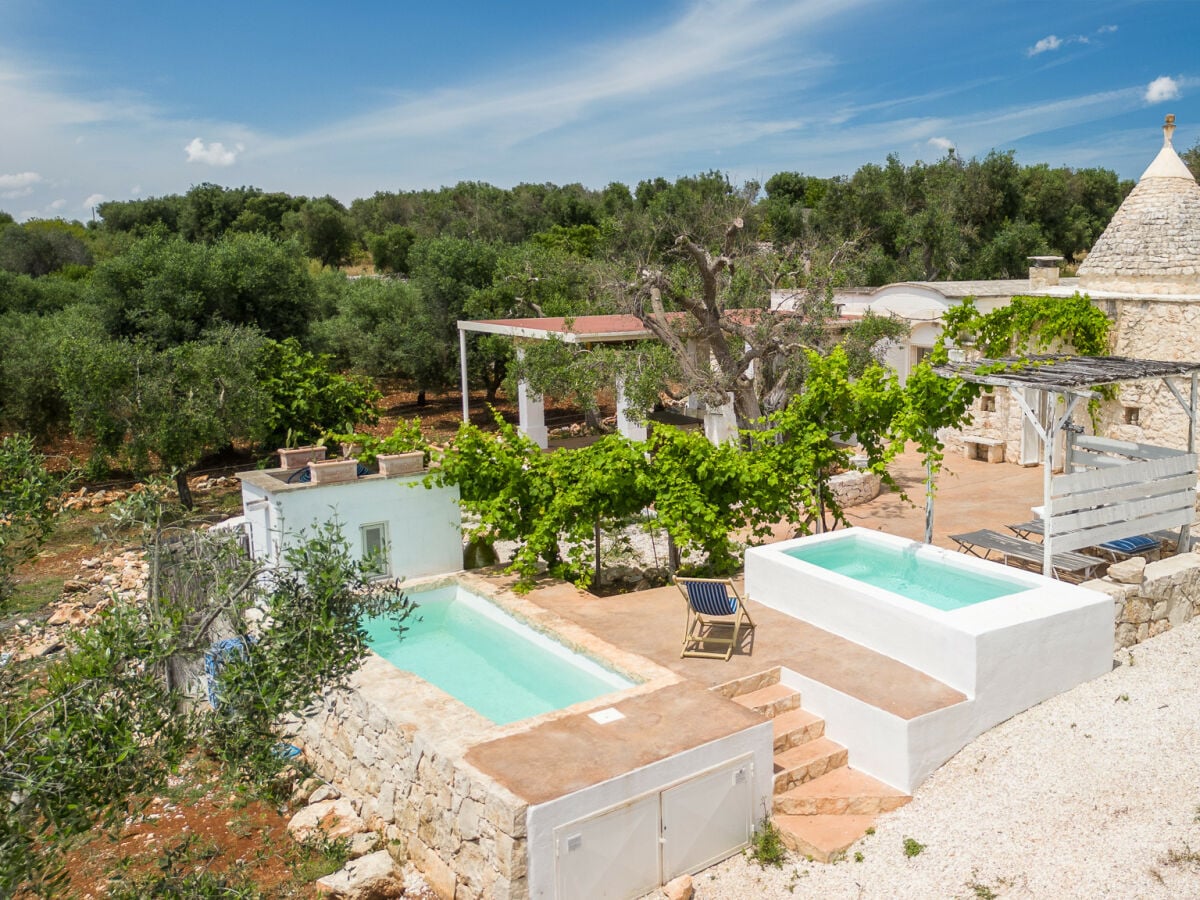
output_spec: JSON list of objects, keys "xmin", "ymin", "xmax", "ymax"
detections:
[
  {"xmin": 377, "ymin": 451, "xmax": 425, "ymax": 476},
  {"xmin": 339, "ymin": 442, "xmax": 364, "ymax": 459},
  {"xmin": 308, "ymin": 458, "xmax": 360, "ymax": 484},
  {"xmin": 278, "ymin": 445, "xmax": 327, "ymax": 468}
]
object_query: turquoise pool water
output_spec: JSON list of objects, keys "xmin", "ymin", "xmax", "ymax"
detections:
[
  {"xmin": 783, "ymin": 535, "xmax": 1031, "ymax": 611},
  {"xmin": 362, "ymin": 585, "xmax": 632, "ymax": 724}
]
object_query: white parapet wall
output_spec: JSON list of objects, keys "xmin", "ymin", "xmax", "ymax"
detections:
[{"xmin": 745, "ymin": 529, "xmax": 1114, "ymax": 792}]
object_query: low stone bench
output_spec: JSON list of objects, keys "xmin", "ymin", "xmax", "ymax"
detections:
[{"xmin": 962, "ymin": 436, "xmax": 1005, "ymax": 463}]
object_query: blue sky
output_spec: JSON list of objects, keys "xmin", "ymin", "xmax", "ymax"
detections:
[{"xmin": 1, "ymin": 0, "xmax": 1197, "ymax": 221}]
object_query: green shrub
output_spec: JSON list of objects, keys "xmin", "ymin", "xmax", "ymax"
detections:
[{"xmin": 748, "ymin": 817, "xmax": 787, "ymax": 868}]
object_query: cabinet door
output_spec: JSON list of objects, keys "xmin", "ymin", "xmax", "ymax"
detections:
[
  {"xmin": 661, "ymin": 758, "xmax": 754, "ymax": 881},
  {"xmin": 554, "ymin": 793, "xmax": 660, "ymax": 899}
]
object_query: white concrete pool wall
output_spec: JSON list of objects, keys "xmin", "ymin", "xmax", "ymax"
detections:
[
  {"xmin": 525, "ymin": 730, "xmax": 773, "ymax": 898},
  {"xmin": 746, "ymin": 528, "xmax": 1113, "ymax": 792}
]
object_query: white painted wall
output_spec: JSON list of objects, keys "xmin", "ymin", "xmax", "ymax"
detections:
[
  {"xmin": 525, "ymin": 723, "xmax": 772, "ymax": 898},
  {"xmin": 748, "ymin": 529, "xmax": 1113, "ymax": 792},
  {"xmin": 237, "ymin": 469, "xmax": 463, "ymax": 580}
]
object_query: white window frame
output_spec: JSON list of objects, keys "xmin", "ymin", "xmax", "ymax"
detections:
[{"xmin": 360, "ymin": 522, "xmax": 391, "ymax": 577}]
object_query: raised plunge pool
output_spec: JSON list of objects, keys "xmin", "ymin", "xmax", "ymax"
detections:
[
  {"xmin": 362, "ymin": 584, "xmax": 633, "ymax": 725},
  {"xmin": 782, "ymin": 533, "xmax": 1032, "ymax": 610}
]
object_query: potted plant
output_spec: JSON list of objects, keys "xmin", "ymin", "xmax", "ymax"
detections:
[
  {"xmin": 307, "ymin": 458, "xmax": 360, "ymax": 484},
  {"xmin": 377, "ymin": 451, "xmax": 425, "ymax": 476},
  {"xmin": 324, "ymin": 420, "xmax": 430, "ymax": 471},
  {"xmin": 277, "ymin": 445, "xmax": 327, "ymax": 469},
  {"xmin": 374, "ymin": 419, "xmax": 429, "ymax": 474}
]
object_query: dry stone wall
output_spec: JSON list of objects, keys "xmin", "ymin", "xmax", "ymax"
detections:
[
  {"xmin": 828, "ymin": 470, "xmax": 882, "ymax": 508},
  {"xmin": 1081, "ymin": 552, "xmax": 1200, "ymax": 650},
  {"xmin": 292, "ymin": 685, "xmax": 529, "ymax": 900}
]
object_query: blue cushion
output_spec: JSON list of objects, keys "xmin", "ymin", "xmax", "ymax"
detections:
[
  {"xmin": 683, "ymin": 581, "xmax": 738, "ymax": 616},
  {"xmin": 1099, "ymin": 535, "xmax": 1160, "ymax": 555}
]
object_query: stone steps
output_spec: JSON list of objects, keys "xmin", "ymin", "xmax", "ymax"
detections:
[
  {"xmin": 725, "ymin": 670, "xmax": 910, "ymax": 865},
  {"xmin": 732, "ymin": 682, "xmax": 801, "ymax": 719},
  {"xmin": 773, "ymin": 767, "xmax": 911, "ymax": 816},
  {"xmin": 772, "ymin": 737, "xmax": 848, "ymax": 795},
  {"xmin": 772, "ymin": 708, "xmax": 825, "ymax": 753},
  {"xmin": 773, "ymin": 814, "xmax": 881, "ymax": 863}
]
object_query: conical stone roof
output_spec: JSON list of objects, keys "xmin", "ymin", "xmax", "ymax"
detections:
[{"xmin": 1077, "ymin": 115, "xmax": 1200, "ymax": 295}]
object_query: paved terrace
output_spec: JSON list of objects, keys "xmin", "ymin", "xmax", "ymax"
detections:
[
  {"xmin": 464, "ymin": 449, "xmax": 1043, "ymax": 802},
  {"xmin": 513, "ymin": 445, "xmax": 1048, "ymax": 704}
]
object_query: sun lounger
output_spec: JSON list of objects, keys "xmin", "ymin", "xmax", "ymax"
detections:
[
  {"xmin": 676, "ymin": 577, "xmax": 756, "ymax": 661},
  {"xmin": 1008, "ymin": 520, "xmax": 1163, "ymax": 560},
  {"xmin": 950, "ymin": 529, "xmax": 1105, "ymax": 580}
]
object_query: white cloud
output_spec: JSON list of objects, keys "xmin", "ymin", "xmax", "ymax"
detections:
[
  {"xmin": 49, "ymin": 198, "xmax": 65, "ymax": 210},
  {"xmin": 927, "ymin": 136, "xmax": 954, "ymax": 152},
  {"xmin": 1027, "ymin": 35, "xmax": 1062, "ymax": 57},
  {"xmin": 184, "ymin": 137, "xmax": 242, "ymax": 166},
  {"xmin": 0, "ymin": 170, "xmax": 43, "ymax": 197},
  {"xmin": 130, "ymin": 184, "xmax": 142, "ymax": 196},
  {"xmin": 1144, "ymin": 76, "xmax": 1180, "ymax": 104},
  {"xmin": 83, "ymin": 192, "xmax": 105, "ymax": 209},
  {"xmin": 1097, "ymin": 25, "xmax": 1117, "ymax": 34}
]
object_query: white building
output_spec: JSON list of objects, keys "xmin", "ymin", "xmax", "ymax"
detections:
[{"xmin": 236, "ymin": 462, "xmax": 463, "ymax": 581}]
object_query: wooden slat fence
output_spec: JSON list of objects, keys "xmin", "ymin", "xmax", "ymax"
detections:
[{"xmin": 1048, "ymin": 434, "xmax": 1196, "ymax": 554}]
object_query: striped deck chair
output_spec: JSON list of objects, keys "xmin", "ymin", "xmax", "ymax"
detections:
[{"xmin": 676, "ymin": 577, "xmax": 756, "ymax": 661}]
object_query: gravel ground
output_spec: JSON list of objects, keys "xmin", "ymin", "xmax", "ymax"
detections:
[{"xmin": 659, "ymin": 618, "xmax": 1200, "ymax": 899}]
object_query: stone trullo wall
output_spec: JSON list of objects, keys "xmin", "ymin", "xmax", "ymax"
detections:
[{"xmin": 1095, "ymin": 297, "xmax": 1200, "ymax": 453}]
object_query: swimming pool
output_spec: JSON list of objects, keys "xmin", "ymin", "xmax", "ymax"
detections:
[
  {"xmin": 745, "ymin": 528, "xmax": 1110, "ymax": 697},
  {"xmin": 362, "ymin": 584, "xmax": 633, "ymax": 724},
  {"xmin": 782, "ymin": 533, "xmax": 1031, "ymax": 610}
]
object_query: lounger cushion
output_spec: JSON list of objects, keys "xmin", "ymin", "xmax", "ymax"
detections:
[{"xmin": 1098, "ymin": 535, "xmax": 1159, "ymax": 555}]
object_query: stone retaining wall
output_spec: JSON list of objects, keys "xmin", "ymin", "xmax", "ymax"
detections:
[
  {"xmin": 1081, "ymin": 552, "xmax": 1200, "ymax": 650},
  {"xmin": 292, "ymin": 670, "xmax": 529, "ymax": 899},
  {"xmin": 828, "ymin": 470, "xmax": 882, "ymax": 508}
]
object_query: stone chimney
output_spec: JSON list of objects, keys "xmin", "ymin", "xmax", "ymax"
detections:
[
  {"xmin": 1028, "ymin": 255, "xmax": 1063, "ymax": 288},
  {"xmin": 1164, "ymin": 113, "xmax": 1176, "ymax": 147}
]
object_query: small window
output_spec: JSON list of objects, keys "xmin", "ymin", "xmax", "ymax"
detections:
[
  {"xmin": 1123, "ymin": 406, "xmax": 1140, "ymax": 426},
  {"xmin": 979, "ymin": 394, "xmax": 996, "ymax": 413},
  {"xmin": 360, "ymin": 522, "xmax": 391, "ymax": 577}
]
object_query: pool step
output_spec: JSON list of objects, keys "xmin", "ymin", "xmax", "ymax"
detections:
[
  {"xmin": 772, "ymin": 737, "xmax": 848, "ymax": 794},
  {"xmin": 773, "ymin": 767, "xmax": 911, "ymax": 816},
  {"xmin": 732, "ymin": 683, "xmax": 801, "ymax": 719},
  {"xmin": 772, "ymin": 708, "xmax": 825, "ymax": 753},
  {"xmin": 772, "ymin": 814, "xmax": 881, "ymax": 863}
]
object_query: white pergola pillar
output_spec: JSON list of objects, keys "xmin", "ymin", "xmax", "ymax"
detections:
[
  {"xmin": 614, "ymin": 375, "xmax": 648, "ymax": 442},
  {"xmin": 458, "ymin": 327, "xmax": 470, "ymax": 423},
  {"xmin": 703, "ymin": 393, "xmax": 738, "ymax": 446},
  {"xmin": 685, "ymin": 339, "xmax": 703, "ymax": 414},
  {"xmin": 515, "ymin": 347, "xmax": 548, "ymax": 448}
]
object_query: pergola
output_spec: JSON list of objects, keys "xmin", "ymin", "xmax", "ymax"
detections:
[
  {"xmin": 933, "ymin": 354, "xmax": 1200, "ymax": 575},
  {"xmin": 456, "ymin": 315, "xmax": 658, "ymax": 447}
]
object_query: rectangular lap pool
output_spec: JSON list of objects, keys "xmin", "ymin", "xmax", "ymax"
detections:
[{"xmin": 362, "ymin": 584, "xmax": 633, "ymax": 724}]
